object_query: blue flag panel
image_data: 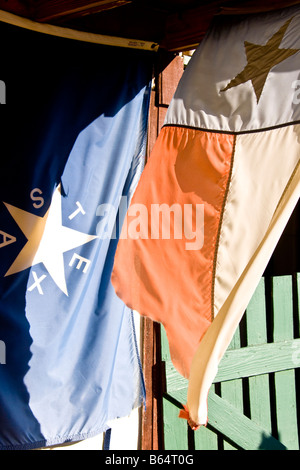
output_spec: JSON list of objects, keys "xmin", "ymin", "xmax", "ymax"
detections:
[{"xmin": 0, "ymin": 22, "xmax": 152, "ymax": 449}]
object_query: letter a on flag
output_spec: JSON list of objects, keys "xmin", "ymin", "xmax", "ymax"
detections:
[{"xmin": 112, "ymin": 5, "xmax": 300, "ymax": 427}]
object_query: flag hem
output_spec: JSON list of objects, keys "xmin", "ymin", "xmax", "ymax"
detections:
[
  {"xmin": 163, "ymin": 120, "xmax": 300, "ymax": 135},
  {"xmin": 0, "ymin": 425, "xmax": 109, "ymax": 451},
  {"xmin": 211, "ymin": 134, "xmax": 237, "ymax": 322}
]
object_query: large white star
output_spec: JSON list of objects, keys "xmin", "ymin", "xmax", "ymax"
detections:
[{"xmin": 4, "ymin": 185, "xmax": 98, "ymax": 295}]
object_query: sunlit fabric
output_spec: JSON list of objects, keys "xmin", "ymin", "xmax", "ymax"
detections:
[
  {"xmin": 0, "ymin": 22, "xmax": 152, "ymax": 449},
  {"xmin": 112, "ymin": 5, "xmax": 300, "ymax": 427}
]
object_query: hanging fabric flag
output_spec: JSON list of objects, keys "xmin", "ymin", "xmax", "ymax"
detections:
[
  {"xmin": 0, "ymin": 21, "xmax": 152, "ymax": 449},
  {"xmin": 112, "ymin": 5, "xmax": 300, "ymax": 428}
]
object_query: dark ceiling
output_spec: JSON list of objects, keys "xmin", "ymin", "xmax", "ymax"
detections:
[{"xmin": 0, "ymin": 0, "xmax": 299, "ymax": 51}]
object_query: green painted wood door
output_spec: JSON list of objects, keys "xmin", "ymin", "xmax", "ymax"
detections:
[{"xmin": 161, "ymin": 273, "xmax": 300, "ymax": 450}]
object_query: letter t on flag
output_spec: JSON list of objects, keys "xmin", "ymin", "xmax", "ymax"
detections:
[{"xmin": 112, "ymin": 5, "xmax": 300, "ymax": 427}]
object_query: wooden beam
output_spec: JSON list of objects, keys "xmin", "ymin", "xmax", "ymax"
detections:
[
  {"xmin": 0, "ymin": 9, "xmax": 158, "ymax": 51},
  {"xmin": 160, "ymin": 0, "xmax": 300, "ymax": 51},
  {"xmin": 141, "ymin": 319, "xmax": 163, "ymax": 450},
  {"xmin": 207, "ymin": 391, "xmax": 286, "ymax": 450},
  {"xmin": 165, "ymin": 337, "xmax": 300, "ymax": 393},
  {"xmin": 220, "ymin": 0, "xmax": 300, "ymax": 15},
  {"xmin": 33, "ymin": 0, "xmax": 132, "ymax": 23},
  {"xmin": 161, "ymin": 1, "xmax": 223, "ymax": 51},
  {"xmin": 163, "ymin": 389, "xmax": 286, "ymax": 449},
  {"xmin": 0, "ymin": 0, "xmax": 32, "ymax": 18}
]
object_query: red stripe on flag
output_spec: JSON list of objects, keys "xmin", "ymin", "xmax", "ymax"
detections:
[{"xmin": 112, "ymin": 126, "xmax": 234, "ymax": 377}]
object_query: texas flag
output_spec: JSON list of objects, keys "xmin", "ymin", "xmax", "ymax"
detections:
[{"xmin": 112, "ymin": 5, "xmax": 300, "ymax": 427}]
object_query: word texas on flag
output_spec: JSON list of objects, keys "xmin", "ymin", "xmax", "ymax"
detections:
[
  {"xmin": 0, "ymin": 22, "xmax": 152, "ymax": 449},
  {"xmin": 112, "ymin": 5, "xmax": 300, "ymax": 428}
]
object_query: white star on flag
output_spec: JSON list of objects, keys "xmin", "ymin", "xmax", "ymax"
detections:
[{"xmin": 4, "ymin": 184, "xmax": 98, "ymax": 295}]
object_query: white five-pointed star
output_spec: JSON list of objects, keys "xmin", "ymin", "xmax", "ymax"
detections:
[{"xmin": 4, "ymin": 184, "xmax": 98, "ymax": 295}]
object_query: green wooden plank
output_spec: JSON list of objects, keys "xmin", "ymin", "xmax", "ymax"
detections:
[
  {"xmin": 246, "ymin": 278, "xmax": 268, "ymax": 345},
  {"xmin": 164, "ymin": 362, "xmax": 187, "ymax": 392},
  {"xmin": 160, "ymin": 325, "xmax": 171, "ymax": 362},
  {"xmin": 273, "ymin": 276, "xmax": 294, "ymax": 341},
  {"xmin": 207, "ymin": 392, "xmax": 285, "ymax": 450},
  {"xmin": 194, "ymin": 383, "xmax": 218, "ymax": 450},
  {"xmin": 161, "ymin": 275, "xmax": 300, "ymax": 450},
  {"xmin": 272, "ymin": 275, "xmax": 299, "ymax": 450},
  {"xmin": 163, "ymin": 396, "xmax": 188, "ymax": 450},
  {"xmin": 194, "ymin": 422, "xmax": 218, "ymax": 450},
  {"xmin": 161, "ymin": 325, "xmax": 190, "ymax": 450},
  {"xmin": 214, "ymin": 339, "xmax": 300, "ymax": 382},
  {"xmin": 246, "ymin": 278, "xmax": 272, "ymax": 434},
  {"xmin": 297, "ymin": 273, "xmax": 300, "ymax": 338},
  {"xmin": 220, "ymin": 327, "xmax": 243, "ymax": 450},
  {"xmin": 168, "ymin": 388, "xmax": 286, "ymax": 450},
  {"xmin": 293, "ymin": 273, "xmax": 300, "ymax": 366},
  {"xmin": 162, "ymin": 323, "xmax": 220, "ymax": 450},
  {"xmin": 165, "ymin": 338, "xmax": 300, "ymax": 393}
]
